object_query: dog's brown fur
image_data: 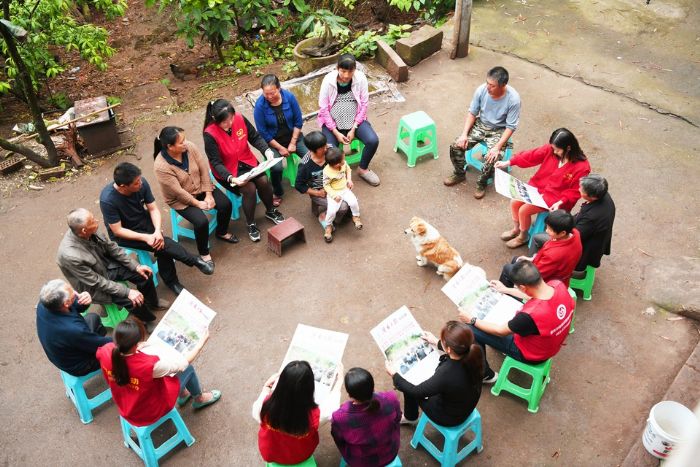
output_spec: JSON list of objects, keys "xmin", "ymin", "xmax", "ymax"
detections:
[{"xmin": 405, "ymin": 216, "xmax": 464, "ymax": 280}]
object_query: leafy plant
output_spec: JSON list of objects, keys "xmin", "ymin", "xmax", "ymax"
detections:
[
  {"xmin": 48, "ymin": 91, "xmax": 71, "ymax": 110},
  {"xmin": 298, "ymin": 8, "xmax": 349, "ymax": 56},
  {"xmin": 387, "ymin": 0, "xmax": 453, "ymax": 22},
  {"xmin": 282, "ymin": 60, "xmax": 300, "ymax": 74},
  {"xmin": 382, "ymin": 24, "xmax": 411, "ymax": 47},
  {"xmin": 342, "ymin": 24, "xmax": 411, "ymax": 59}
]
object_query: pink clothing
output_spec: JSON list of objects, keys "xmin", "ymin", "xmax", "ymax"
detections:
[
  {"xmin": 317, "ymin": 69, "xmax": 369, "ymax": 131},
  {"xmin": 509, "ymin": 143, "xmax": 591, "ymax": 211}
]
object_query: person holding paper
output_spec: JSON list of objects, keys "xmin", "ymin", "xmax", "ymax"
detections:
[
  {"xmin": 499, "ymin": 210, "xmax": 582, "ymax": 287},
  {"xmin": 96, "ymin": 318, "xmax": 221, "ymax": 427},
  {"xmin": 153, "ymin": 126, "xmax": 237, "ymax": 273},
  {"xmin": 385, "ymin": 321, "xmax": 483, "ymax": 427},
  {"xmin": 460, "ymin": 260, "xmax": 575, "ymax": 383},
  {"xmin": 331, "ymin": 367, "xmax": 402, "ymax": 467},
  {"xmin": 252, "ymin": 360, "xmax": 342, "ymax": 465},
  {"xmin": 254, "ymin": 74, "xmax": 308, "ymax": 206},
  {"xmin": 203, "ymin": 98, "xmax": 285, "ymax": 243},
  {"xmin": 495, "ymin": 128, "xmax": 591, "ymax": 248}
]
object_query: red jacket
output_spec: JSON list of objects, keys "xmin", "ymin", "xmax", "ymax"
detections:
[
  {"xmin": 534, "ymin": 229, "xmax": 583, "ymax": 286},
  {"xmin": 96, "ymin": 343, "xmax": 180, "ymax": 426},
  {"xmin": 258, "ymin": 401, "xmax": 320, "ymax": 464},
  {"xmin": 509, "ymin": 143, "xmax": 590, "ymax": 211},
  {"xmin": 514, "ymin": 281, "xmax": 575, "ymax": 361},
  {"xmin": 204, "ymin": 113, "xmax": 258, "ymax": 178}
]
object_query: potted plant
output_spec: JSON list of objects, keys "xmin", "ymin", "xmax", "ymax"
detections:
[{"xmin": 293, "ymin": 8, "xmax": 349, "ymax": 73}]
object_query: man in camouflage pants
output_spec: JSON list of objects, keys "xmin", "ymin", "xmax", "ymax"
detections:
[{"xmin": 444, "ymin": 66, "xmax": 521, "ymax": 199}]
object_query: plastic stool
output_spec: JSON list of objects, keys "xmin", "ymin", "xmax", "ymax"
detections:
[
  {"xmin": 282, "ymin": 153, "xmax": 301, "ymax": 187},
  {"xmin": 491, "ymin": 357, "xmax": 552, "ymax": 413},
  {"xmin": 528, "ymin": 211, "xmax": 549, "ymax": 248},
  {"xmin": 340, "ymin": 455, "xmax": 401, "ymax": 467},
  {"xmin": 120, "ymin": 407, "xmax": 195, "ymax": 467},
  {"xmin": 339, "ymin": 139, "xmax": 365, "ymax": 166},
  {"xmin": 464, "ymin": 140, "xmax": 513, "ymax": 184},
  {"xmin": 169, "ymin": 207, "xmax": 217, "ymax": 247},
  {"xmin": 410, "ymin": 409, "xmax": 483, "ymax": 466},
  {"xmin": 393, "ymin": 111, "xmax": 439, "ymax": 167},
  {"xmin": 84, "ymin": 302, "xmax": 129, "ymax": 328},
  {"xmin": 568, "ymin": 287, "xmax": 577, "ymax": 334},
  {"xmin": 569, "ymin": 265, "xmax": 596, "ymax": 301},
  {"xmin": 265, "ymin": 455, "xmax": 316, "ymax": 467},
  {"xmin": 59, "ymin": 369, "xmax": 112, "ymax": 424},
  {"xmin": 122, "ymin": 247, "xmax": 159, "ymax": 287}
]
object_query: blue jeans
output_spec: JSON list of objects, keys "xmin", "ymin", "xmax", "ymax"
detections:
[
  {"xmin": 269, "ymin": 135, "xmax": 309, "ymax": 196},
  {"xmin": 178, "ymin": 364, "xmax": 202, "ymax": 397},
  {"xmin": 321, "ymin": 120, "xmax": 379, "ymax": 170},
  {"xmin": 470, "ymin": 326, "xmax": 530, "ymax": 374}
]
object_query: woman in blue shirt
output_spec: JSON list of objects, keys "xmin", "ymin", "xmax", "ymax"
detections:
[{"xmin": 254, "ymin": 74, "xmax": 308, "ymax": 206}]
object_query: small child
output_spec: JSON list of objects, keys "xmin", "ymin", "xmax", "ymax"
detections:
[{"xmin": 322, "ymin": 147, "xmax": 362, "ymax": 243}]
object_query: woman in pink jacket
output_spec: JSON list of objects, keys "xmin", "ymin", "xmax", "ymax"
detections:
[
  {"xmin": 318, "ymin": 54, "xmax": 381, "ymax": 187},
  {"xmin": 495, "ymin": 128, "xmax": 590, "ymax": 248}
]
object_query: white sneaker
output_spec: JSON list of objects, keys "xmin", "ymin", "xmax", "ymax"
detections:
[{"xmin": 483, "ymin": 370, "xmax": 499, "ymax": 384}]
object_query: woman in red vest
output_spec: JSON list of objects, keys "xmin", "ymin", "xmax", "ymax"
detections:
[
  {"xmin": 252, "ymin": 360, "xmax": 342, "ymax": 465},
  {"xmin": 96, "ymin": 318, "xmax": 221, "ymax": 427},
  {"xmin": 495, "ymin": 128, "xmax": 591, "ymax": 249},
  {"xmin": 203, "ymin": 99, "xmax": 285, "ymax": 243}
]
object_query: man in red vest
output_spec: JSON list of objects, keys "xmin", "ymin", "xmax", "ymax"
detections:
[{"xmin": 459, "ymin": 260, "xmax": 574, "ymax": 382}]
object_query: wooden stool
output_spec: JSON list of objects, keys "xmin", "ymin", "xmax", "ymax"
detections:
[{"xmin": 267, "ymin": 217, "xmax": 306, "ymax": 256}]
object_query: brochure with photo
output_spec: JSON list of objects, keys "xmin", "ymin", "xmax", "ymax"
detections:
[
  {"xmin": 236, "ymin": 157, "xmax": 283, "ymax": 184},
  {"xmin": 370, "ymin": 306, "xmax": 441, "ymax": 386},
  {"xmin": 442, "ymin": 264, "xmax": 522, "ymax": 325},
  {"xmin": 495, "ymin": 168, "xmax": 549, "ymax": 209},
  {"xmin": 281, "ymin": 324, "xmax": 348, "ymax": 410},
  {"xmin": 147, "ymin": 289, "xmax": 216, "ymax": 355}
]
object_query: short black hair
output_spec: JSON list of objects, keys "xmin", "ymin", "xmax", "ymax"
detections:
[
  {"xmin": 114, "ymin": 162, "xmax": 142, "ymax": 186},
  {"xmin": 325, "ymin": 147, "xmax": 344, "ymax": 166},
  {"xmin": 303, "ymin": 131, "xmax": 327, "ymax": 153},
  {"xmin": 545, "ymin": 209, "xmax": 575, "ymax": 234},
  {"xmin": 487, "ymin": 66, "xmax": 509, "ymax": 86},
  {"xmin": 511, "ymin": 260, "xmax": 542, "ymax": 287},
  {"xmin": 337, "ymin": 54, "xmax": 357, "ymax": 71}
]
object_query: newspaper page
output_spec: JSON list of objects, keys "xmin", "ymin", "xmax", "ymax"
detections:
[
  {"xmin": 147, "ymin": 289, "xmax": 216, "ymax": 355},
  {"xmin": 281, "ymin": 324, "xmax": 348, "ymax": 410},
  {"xmin": 236, "ymin": 157, "xmax": 283, "ymax": 184},
  {"xmin": 370, "ymin": 306, "xmax": 441, "ymax": 386},
  {"xmin": 441, "ymin": 264, "xmax": 522, "ymax": 325},
  {"xmin": 495, "ymin": 168, "xmax": 549, "ymax": 209}
]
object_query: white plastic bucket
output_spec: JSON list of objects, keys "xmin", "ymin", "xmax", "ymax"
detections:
[{"xmin": 642, "ymin": 401, "xmax": 700, "ymax": 459}]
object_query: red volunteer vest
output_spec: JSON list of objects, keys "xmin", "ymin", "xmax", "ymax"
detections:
[
  {"xmin": 514, "ymin": 281, "xmax": 574, "ymax": 361},
  {"xmin": 96, "ymin": 343, "xmax": 180, "ymax": 426},
  {"xmin": 204, "ymin": 113, "xmax": 258, "ymax": 178},
  {"xmin": 258, "ymin": 401, "xmax": 320, "ymax": 464}
]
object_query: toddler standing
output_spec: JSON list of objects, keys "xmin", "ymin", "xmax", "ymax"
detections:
[{"xmin": 322, "ymin": 147, "xmax": 362, "ymax": 242}]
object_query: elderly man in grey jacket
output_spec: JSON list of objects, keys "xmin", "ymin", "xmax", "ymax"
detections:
[{"xmin": 57, "ymin": 208, "xmax": 169, "ymax": 327}]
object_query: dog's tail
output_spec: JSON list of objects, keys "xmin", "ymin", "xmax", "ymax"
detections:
[{"xmin": 441, "ymin": 260, "xmax": 463, "ymax": 280}]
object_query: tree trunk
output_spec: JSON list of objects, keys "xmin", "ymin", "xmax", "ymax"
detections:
[
  {"xmin": 0, "ymin": 137, "xmax": 53, "ymax": 168},
  {"xmin": 214, "ymin": 38, "xmax": 225, "ymax": 63},
  {"xmin": 0, "ymin": 21, "xmax": 60, "ymax": 166}
]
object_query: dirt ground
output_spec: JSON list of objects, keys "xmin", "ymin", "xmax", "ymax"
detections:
[{"xmin": 1, "ymin": 1, "xmax": 699, "ymax": 466}]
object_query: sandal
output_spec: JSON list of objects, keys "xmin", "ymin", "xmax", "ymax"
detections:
[
  {"xmin": 352, "ymin": 216, "xmax": 363, "ymax": 230},
  {"xmin": 192, "ymin": 390, "xmax": 222, "ymax": 409},
  {"xmin": 324, "ymin": 225, "xmax": 333, "ymax": 243}
]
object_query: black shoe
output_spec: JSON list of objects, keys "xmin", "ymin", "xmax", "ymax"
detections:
[
  {"xmin": 151, "ymin": 298, "xmax": 171, "ymax": 312},
  {"xmin": 265, "ymin": 209, "xmax": 285, "ymax": 225},
  {"xmin": 167, "ymin": 281, "xmax": 185, "ymax": 296},
  {"xmin": 248, "ymin": 223, "xmax": 261, "ymax": 242},
  {"xmin": 216, "ymin": 233, "xmax": 239, "ymax": 244},
  {"xmin": 194, "ymin": 257, "xmax": 215, "ymax": 275}
]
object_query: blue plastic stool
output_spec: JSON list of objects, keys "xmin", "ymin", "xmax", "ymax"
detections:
[
  {"xmin": 393, "ymin": 111, "xmax": 439, "ymax": 167},
  {"xmin": 121, "ymin": 247, "xmax": 159, "ymax": 287},
  {"xmin": 210, "ymin": 172, "xmax": 242, "ymax": 220},
  {"xmin": 410, "ymin": 409, "xmax": 483, "ymax": 466},
  {"xmin": 338, "ymin": 139, "xmax": 365, "ymax": 166},
  {"xmin": 120, "ymin": 407, "xmax": 195, "ymax": 467},
  {"xmin": 528, "ymin": 211, "xmax": 549, "ymax": 248},
  {"xmin": 340, "ymin": 455, "xmax": 401, "ymax": 466},
  {"xmin": 464, "ymin": 140, "xmax": 513, "ymax": 184},
  {"xmin": 169, "ymin": 207, "xmax": 218, "ymax": 248},
  {"xmin": 59, "ymin": 369, "xmax": 112, "ymax": 424},
  {"xmin": 569, "ymin": 265, "xmax": 596, "ymax": 301},
  {"xmin": 265, "ymin": 455, "xmax": 316, "ymax": 467}
]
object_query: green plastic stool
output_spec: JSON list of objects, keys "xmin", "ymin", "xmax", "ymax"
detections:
[
  {"xmin": 338, "ymin": 139, "xmax": 364, "ymax": 166},
  {"xmin": 491, "ymin": 356, "xmax": 552, "ymax": 413},
  {"xmin": 569, "ymin": 265, "xmax": 596, "ymax": 301},
  {"xmin": 393, "ymin": 111, "xmax": 439, "ymax": 167},
  {"xmin": 265, "ymin": 455, "xmax": 316, "ymax": 467},
  {"xmin": 83, "ymin": 300, "xmax": 129, "ymax": 329},
  {"xmin": 282, "ymin": 153, "xmax": 301, "ymax": 187},
  {"xmin": 568, "ymin": 287, "xmax": 577, "ymax": 334}
]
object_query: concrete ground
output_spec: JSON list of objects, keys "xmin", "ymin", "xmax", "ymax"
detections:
[{"xmin": 1, "ymin": 1, "xmax": 699, "ymax": 466}]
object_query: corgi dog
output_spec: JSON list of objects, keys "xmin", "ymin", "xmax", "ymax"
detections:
[{"xmin": 404, "ymin": 216, "xmax": 464, "ymax": 280}]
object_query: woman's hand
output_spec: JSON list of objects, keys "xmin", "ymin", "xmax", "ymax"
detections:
[
  {"xmin": 277, "ymin": 146, "xmax": 290, "ymax": 157},
  {"xmin": 287, "ymin": 142, "xmax": 297, "ymax": 154},
  {"xmin": 264, "ymin": 372, "xmax": 279, "ymax": 391},
  {"xmin": 204, "ymin": 193, "xmax": 216, "ymax": 209},
  {"xmin": 228, "ymin": 176, "xmax": 246, "ymax": 187},
  {"xmin": 196, "ymin": 200, "xmax": 209, "ymax": 210},
  {"xmin": 334, "ymin": 129, "xmax": 350, "ymax": 145},
  {"xmin": 548, "ymin": 200, "xmax": 563, "ymax": 211},
  {"xmin": 384, "ymin": 360, "xmax": 396, "ymax": 376},
  {"xmin": 346, "ymin": 128, "xmax": 356, "ymax": 143},
  {"xmin": 421, "ymin": 331, "xmax": 439, "ymax": 346},
  {"xmin": 494, "ymin": 160, "xmax": 511, "ymax": 170}
]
